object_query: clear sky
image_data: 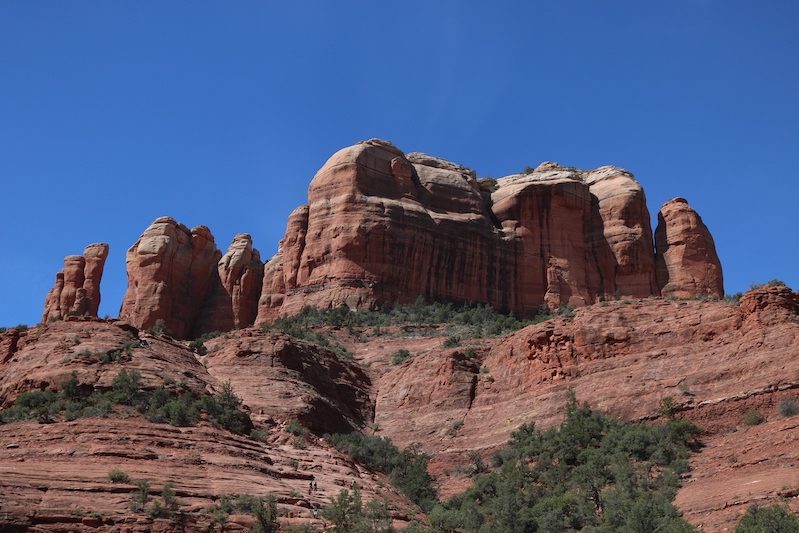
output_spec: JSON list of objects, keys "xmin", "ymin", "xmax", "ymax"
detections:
[{"xmin": 1, "ymin": 1, "xmax": 797, "ymax": 327}]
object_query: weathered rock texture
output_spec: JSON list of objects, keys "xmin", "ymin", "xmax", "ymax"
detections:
[
  {"xmin": 0, "ymin": 320, "xmax": 415, "ymax": 531},
  {"xmin": 42, "ymin": 243, "xmax": 109, "ymax": 322},
  {"xmin": 8, "ymin": 285, "xmax": 799, "ymax": 530},
  {"xmin": 195, "ymin": 234, "xmax": 265, "ymax": 334},
  {"xmin": 120, "ymin": 218, "xmax": 264, "ymax": 339},
  {"xmin": 51, "ymin": 141, "xmax": 722, "ymax": 333},
  {"xmin": 361, "ymin": 286, "xmax": 799, "ymax": 529},
  {"xmin": 120, "ymin": 217, "xmax": 220, "ymax": 339},
  {"xmin": 257, "ymin": 140, "xmax": 722, "ymax": 322},
  {"xmin": 655, "ymin": 197, "xmax": 724, "ymax": 298}
]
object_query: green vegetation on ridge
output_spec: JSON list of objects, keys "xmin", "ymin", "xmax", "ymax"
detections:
[
  {"xmin": 263, "ymin": 298, "xmax": 551, "ymax": 342},
  {"xmin": 0, "ymin": 370, "xmax": 252, "ymax": 434},
  {"xmin": 327, "ymin": 432, "xmax": 437, "ymax": 512},
  {"xmin": 323, "ymin": 393, "xmax": 703, "ymax": 532},
  {"xmin": 424, "ymin": 393, "xmax": 700, "ymax": 532}
]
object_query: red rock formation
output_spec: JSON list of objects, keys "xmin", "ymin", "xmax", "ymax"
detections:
[
  {"xmin": 120, "ymin": 217, "xmax": 221, "ymax": 339},
  {"xmin": 365, "ymin": 289, "xmax": 799, "ymax": 521},
  {"xmin": 257, "ymin": 140, "xmax": 717, "ymax": 323},
  {"xmin": 120, "ymin": 218, "xmax": 266, "ymax": 339},
  {"xmin": 585, "ymin": 166, "xmax": 658, "ymax": 297},
  {"xmin": 83, "ymin": 243, "xmax": 109, "ymax": 316},
  {"xmin": 655, "ymin": 197, "xmax": 724, "ymax": 298},
  {"xmin": 0, "ymin": 320, "xmax": 415, "ymax": 531},
  {"xmin": 195, "ymin": 234, "xmax": 264, "ymax": 333},
  {"xmin": 739, "ymin": 283, "xmax": 798, "ymax": 329},
  {"xmin": 42, "ymin": 243, "xmax": 109, "ymax": 323}
]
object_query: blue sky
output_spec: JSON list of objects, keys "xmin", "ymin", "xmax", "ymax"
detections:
[{"xmin": 1, "ymin": 1, "xmax": 797, "ymax": 326}]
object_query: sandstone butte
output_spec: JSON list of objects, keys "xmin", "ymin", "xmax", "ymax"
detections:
[
  {"xmin": 41, "ymin": 139, "xmax": 724, "ymax": 339},
  {"xmin": 14, "ymin": 139, "xmax": 794, "ymax": 531}
]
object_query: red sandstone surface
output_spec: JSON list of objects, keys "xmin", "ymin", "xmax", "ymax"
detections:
[
  {"xmin": 42, "ymin": 243, "xmax": 109, "ymax": 323},
  {"xmin": 42, "ymin": 140, "xmax": 723, "ymax": 339},
  {"xmin": 257, "ymin": 140, "xmax": 723, "ymax": 323},
  {"xmin": 0, "ymin": 320, "xmax": 417, "ymax": 531},
  {"xmin": 5, "ymin": 286, "xmax": 799, "ymax": 530}
]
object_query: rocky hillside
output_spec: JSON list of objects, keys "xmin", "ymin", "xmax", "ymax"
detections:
[
  {"xmin": 0, "ymin": 320, "xmax": 416, "ymax": 531},
  {"xmin": 3, "ymin": 284, "xmax": 799, "ymax": 530}
]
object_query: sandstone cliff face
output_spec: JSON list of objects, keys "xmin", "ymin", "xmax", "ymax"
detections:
[
  {"xmin": 46, "ymin": 141, "xmax": 723, "ymax": 333},
  {"xmin": 257, "ymin": 140, "xmax": 723, "ymax": 323},
  {"xmin": 42, "ymin": 243, "xmax": 109, "ymax": 323},
  {"xmin": 195, "ymin": 234, "xmax": 265, "ymax": 334},
  {"xmin": 655, "ymin": 197, "xmax": 724, "ymax": 298},
  {"xmin": 584, "ymin": 166, "xmax": 658, "ymax": 297},
  {"xmin": 120, "ymin": 217, "xmax": 221, "ymax": 339},
  {"xmin": 120, "ymin": 219, "xmax": 264, "ymax": 339}
]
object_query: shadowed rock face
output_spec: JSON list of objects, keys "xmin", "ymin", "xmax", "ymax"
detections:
[
  {"xmin": 655, "ymin": 197, "xmax": 724, "ymax": 298},
  {"xmin": 42, "ymin": 243, "xmax": 109, "ymax": 323},
  {"xmin": 195, "ymin": 233, "xmax": 265, "ymax": 334},
  {"xmin": 257, "ymin": 140, "xmax": 722, "ymax": 323}
]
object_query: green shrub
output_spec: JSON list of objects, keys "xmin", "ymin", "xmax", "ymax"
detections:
[
  {"xmin": 98, "ymin": 340, "xmax": 138, "ymax": 363},
  {"xmin": 251, "ymin": 495, "xmax": 279, "ymax": 533},
  {"xmin": 261, "ymin": 312, "xmax": 354, "ymax": 362},
  {"xmin": 443, "ymin": 336, "xmax": 461, "ymax": 348},
  {"xmin": 207, "ymin": 493, "xmax": 281, "ymax": 530},
  {"xmin": 250, "ymin": 428, "xmax": 268, "ymax": 441},
  {"xmin": 391, "ymin": 349, "xmax": 411, "ymax": 365},
  {"xmin": 736, "ymin": 504, "xmax": 799, "ymax": 532},
  {"xmin": 766, "ymin": 279, "xmax": 788, "ymax": 287},
  {"xmin": 725, "ymin": 292, "xmax": 743, "ymax": 303},
  {"xmin": 743, "ymin": 408, "xmax": 765, "ymax": 426},
  {"xmin": 188, "ymin": 339, "xmax": 207, "ymax": 355},
  {"xmin": 477, "ymin": 177, "xmax": 499, "ymax": 192},
  {"xmin": 659, "ymin": 396, "xmax": 680, "ymax": 420},
  {"xmin": 750, "ymin": 279, "xmax": 789, "ymax": 291},
  {"xmin": 285, "ymin": 419, "xmax": 306, "ymax": 436},
  {"xmin": 133, "ymin": 479, "xmax": 150, "ymax": 506},
  {"xmin": 327, "ymin": 432, "xmax": 436, "ymax": 511},
  {"xmin": 108, "ymin": 469, "xmax": 130, "ymax": 483},
  {"xmin": 778, "ymin": 399, "xmax": 799, "ymax": 418},
  {"xmin": 0, "ymin": 369, "xmax": 252, "ymax": 434},
  {"xmin": 146, "ymin": 319, "xmax": 170, "ymax": 336},
  {"xmin": 261, "ymin": 299, "xmax": 534, "ymax": 343},
  {"xmin": 433, "ymin": 393, "xmax": 700, "ymax": 532}
]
